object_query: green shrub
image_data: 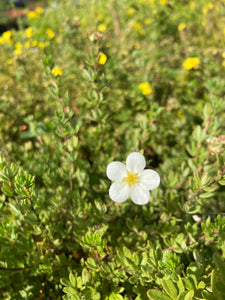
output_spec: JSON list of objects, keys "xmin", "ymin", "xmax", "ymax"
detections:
[{"xmin": 0, "ymin": 0, "xmax": 225, "ymax": 299}]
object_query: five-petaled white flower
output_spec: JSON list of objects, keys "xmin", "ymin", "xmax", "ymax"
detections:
[{"xmin": 106, "ymin": 152, "xmax": 160, "ymax": 205}]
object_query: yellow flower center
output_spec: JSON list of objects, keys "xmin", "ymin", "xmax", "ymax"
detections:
[{"xmin": 123, "ymin": 172, "xmax": 138, "ymax": 186}]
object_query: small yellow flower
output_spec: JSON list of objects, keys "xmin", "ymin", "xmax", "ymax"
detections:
[
  {"xmin": 46, "ymin": 28, "xmax": 55, "ymax": 39},
  {"xmin": 25, "ymin": 41, "xmax": 30, "ymax": 48},
  {"xmin": 97, "ymin": 24, "xmax": 107, "ymax": 32},
  {"xmin": 3, "ymin": 30, "xmax": 12, "ymax": 40},
  {"xmin": 25, "ymin": 27, "xmax": 33, "ymax": 38},
  {"xmin": 139, "ymin": 82, "xmax": 152, "ymax": 95},
  {"xmin": 183, "ymin": 57, "xmax": 200, "ymax": 70},
  {"xmin": 14, "ymin": 48, "xmax": 22, "ymax": 56},
  {"xmin": 160, "ymin": 0, "xmax": 167, "ymax": 5},
  {"xmin": 97, "ymin": 13, "xmax": 104, "ymax": 21},
  {"xmin": 7, "ymin": 59, "xmax": 13, "ymax": 65},
  {"xmin": 35, "ymin": 7, "xmax": 44, "ymax": 14},
  {"xmin": 51, "ymin": 66, "xmax": 63, "ymax": 77},
  {"xmin": 98, "ymin": 52, "xmax": 107, "ymax": 65},
  {"xmin": 134, "ymin": 42, "xmax": 141, "ymax": 50},
  {"xmin": 27, "ymin": 11, "xmax": 37, "ymax": 19},
  {"xmin": 15, "ymin": 42, "xmax": 22, "ymax": 49},
  {"xmin": 127, "ymin": 7, "xmax": 135, "ymax": 16},
  {"xmin": 178, "ymin": 23, "xmax": 186, "ymax": 31},
  {"xmin": 31, "ymin": 40, "xmax": 38, "ymax": 47},
  {"xmin": 38, "ymin": 42, "xmax": 45, "ymax": 49},
  {"xmin": 133, "ymin": 22, "xmax": 142, "ymax": 30},
  {"xmin": 0, "ymin": 37, "xmax": 4, "ymax": 45},
  {"xmin": 144, "ymin": 18, "xmax": 153, "ymax": 25}
]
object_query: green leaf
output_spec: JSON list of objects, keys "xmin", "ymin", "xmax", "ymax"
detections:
[
  {"xmin": 213, "ymin": 253, "xmax": 225, "ymax": 283},
  {"xmin": 69, "ymin": 272, "xmax": 77, "ymax": 288},
  {"xmin": 1, "ymin": 182, "xmax": 14, "ymax": 196},
  {"xmin": 63, "ymin": 287, "xmax": 79, "ymax": 297},
  {"xmin": 161, "ymin": 279, "xmax": 178, "ymax": 299},
  {"xmin": 109, "ymin": 292, "xmax": 124, "ymax": 300},
  {"xmin": 147, "ymin": 289, "xmax": 171, "ymax": 300},
  {"xmin": 199, "ymin": 192, "xmax": 214, "ymax": 198}
]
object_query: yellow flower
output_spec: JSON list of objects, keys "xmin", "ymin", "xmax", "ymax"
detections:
[
  {"xmin": 14, "ymin": 48, "xmax": 22, "ymax": 56},
  {"xmin": 183, "ymin": 57, "xmax": 200, "ymax": 70},
  {"xmin": 25, "ymin": 27, "xmax": 33, "ymax": 38},
  {"xmin": 38, "ymin": 42, "xmax": 45, "ymax": 49},
  {"xmin": 25, "ymin": 41, "xmax": 30, "ymax": 48},
  {"xmin": 144, "ymin": 18, "xmax": 153, "ymax": 25},
  {"xmin": 160, "ymin": 0, "xmax": 167, "ymax": 5},
  {"xmin": 51, "ymin": 66, "xmax": 63, "ymax": 76},
  {"xmin": 27, "ymin": 11, "xmax": 37, "ymax": 19},
  {"xmin": 97, "ymin": 24, "xmax": 107, "ymax": 32},
  {"xmin": 31, "ymin": 40, "xmax": 38, "ymax": 47},
  {"xmin": 3, "ymin": 30, "xmax": 11, "ymax": 39},
  {"xmin": 0, "ymin": 37, "xmax": 4, "ymax": 45},
  {"xmin": 46, "ymin": 28, "xmax": 55, "ymax": 39},
  {"xmin": 178, "ymin": 23, "xmax": 186, "ymax": 31},
  {"xmin": 133, "ymin": 22, "xmax": 142, "ymax": 30},
  {"xmin": 127, "ymin": 7, "xmax": 135, "ymax": 16},
  {"xmin": 97, "ymin": 13, "xmax": 104, "ymax": 21},
  {"xmin": 15, "ymin": 42, "xmax": 22, "ymax": 49},
  {"xmin": 7, "ymin": 59, "xmax": 13, "ymax": 65},
  {"xmin": 98, "ymin": 52, "xmax": 107, "ymax": 65},
  {"xmin": 36, "ymin": 7, "xmax": 44, "ymax": 14},
  {"xmin": 139, "ymin": 82, "xmax": 152, "ymax": 95},
  {"xmin": 134, "ymin": 42, "xmax": 141, "ymax": 50}
]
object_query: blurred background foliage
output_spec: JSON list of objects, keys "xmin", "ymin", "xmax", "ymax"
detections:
[{"xmin": 0, "ymin": 0, "xmax": 225, "ymax": 299}]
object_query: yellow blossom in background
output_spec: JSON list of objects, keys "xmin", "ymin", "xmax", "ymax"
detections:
[
  {"xmin": 97, "ymin": 24, "xmax": 107, "ymax": 32},
  {"xmin": 98, "ymin": 52, "xmax": 107, "ymax": 65},
  {"xmin": 7, "ymin": 59, "xmax": 13, "ymax": 65},
  {"xmin": 25, "ymin": 41, "xmax": 30, "ymax": 48},
  {"xmin": 97, "ymin": 13, "xmax": 104, "ymax": 21},
  {"xmin": 189, "ymin": 2, "xmax": 195, "ymax": 9},
  {"xmin": 36, "ymin": 7, "xmax": 44, "ymax": 14},
  {"xmin": 2, "ymin": 30, "xmax": 12, "ymax": 44},
  {"xmin": 144, "ymin": 18, "xmax": 153, "ymax": 25},
  {"xmin": 25, "ymin": 27, "xmax": 33, "ymax": 38},
  {"xmin": 46, "ymin": 28, "xmax": 55, "ymax": 39},
  {"xmin": 134, "ymin": 42, "xmax": 141, "ymax": 50},
  {"xmin": 127, "ymin": 7, "xmax": 135, "ymax": 16},
  {"xmin": 183, "ymin": 57, "xmax": 200, "ymax": 70},
  {"xmin": 27, "ymin": 11, "xmax": 38, "ymax": 19},
  {"xmin": 222, "ymin": 52, "xmax": 225, "ymax": 59},
  {"xmin": 31, "ymin": 40, "xmax": 38, "ymax": 47},
  {"xmin": 51, "ymin": 66, "xmax": 63, "ymax": 76},
  {"xmin": 178, "ymin": 23, "xmax": 186, "ymax": 31},
  {"xmin": 139, "ymin": 82, "xmax": 152, "ymax": 95},
  {"xmin": 160, "ymin": 0, "xmax": 167, "ymax": 5},
  {"xmin": 3, "ymin": 30, "xmax": 12, "ymax": 40},
  {"xmin": 38, "ymin": 42, "xmax": 45, "ymax": 49},
  {"xmin": 133, "ymin": 22, "xmax": 142, "ymax": 30},
  {"xmin": 0, "ymin": 37, "xmax": 4, "ymax": 45}
]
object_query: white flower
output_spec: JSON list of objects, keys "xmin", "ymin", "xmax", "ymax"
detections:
[{"xmin": 106, "ymin": 152, "xmax": 160, "ymax": 205}]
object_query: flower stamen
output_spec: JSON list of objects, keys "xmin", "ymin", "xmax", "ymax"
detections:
[{"xmin": 123, "ymin": 172, "xmax": 138, "ymax": 186}]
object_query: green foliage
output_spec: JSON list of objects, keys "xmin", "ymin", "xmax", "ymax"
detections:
[{"xmin": 0, "ymin": 0, "xmax": 225, "ymax": 299}]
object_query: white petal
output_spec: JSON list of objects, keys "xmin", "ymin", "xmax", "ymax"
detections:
[
  {"xmin": 139, "ymin": 169, "xmax": 160, "ymax": 190},
  {"xmin": 106, "ymin": 162, "xmax": 127, "ymax": 181},
  {"xmin": 126, "ymin": 152, "xmax": 146, "ymax": 173},
  {"xmin": 109, "ymin": 182, "xmax": 130, "ymax": 203},
  {"xmin": 130, "ymin": 184, "xmax": 150, "ymax": 205}
]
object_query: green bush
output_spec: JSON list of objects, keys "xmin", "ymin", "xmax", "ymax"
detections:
[{"xmin": 0, "ymin": 0, "xmax": 225, "ymax": 299}]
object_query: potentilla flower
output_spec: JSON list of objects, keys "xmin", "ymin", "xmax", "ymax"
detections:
[
  {"xmin": 183, "ymin": 57, "xmax": 200, "ymax": 70},
  {"xmin": 98, "ymin": 52, "xmax": 107, "ymax": 65},
  {"xmin": 106, "ymin": 152, "xmax": 160, "ymax": 205}
]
